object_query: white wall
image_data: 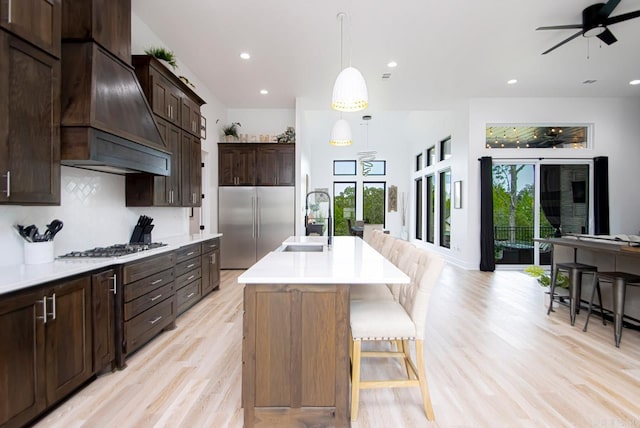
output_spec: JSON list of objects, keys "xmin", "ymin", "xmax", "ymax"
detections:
[
  {"xmin": 226, "ymin": 109, "xmax": 295, "ymax": 139},
  {"xmin": 299, "ymin": 109, "xmax": 419, "ymax": 238},
  {"xmin": 463, "ymin": 97, "xmax": 640, "ymax": 269}
]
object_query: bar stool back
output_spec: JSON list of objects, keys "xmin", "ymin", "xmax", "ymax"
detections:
[
  {"xmin": 547, "ymin": 262, "xmax": 598, "ymax": 326},
  {"xmin": 583, "ymin": 271, "xmax": 640, "ymax": 347}
]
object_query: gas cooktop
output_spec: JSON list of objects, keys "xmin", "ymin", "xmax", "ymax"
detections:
[{"xmin": 58, "ymin": 242, "xmax": 167, "ymax": 259}]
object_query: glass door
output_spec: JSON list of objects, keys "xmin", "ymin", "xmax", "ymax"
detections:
[{"xmin": 492, "ymin": 163, "xmax": 535, "ymax": 265}]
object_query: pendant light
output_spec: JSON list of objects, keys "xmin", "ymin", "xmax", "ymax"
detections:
[
  {"xmin": 331, "ymin": 12, "xmax": 368, "ymax": 113},
  {"xmin": 358, "ymin": 115, "xmax": 376, "ymax": 174},
  {"xmin": 330, "ymin": 118, "xmax": 352, "ymax": 146}
]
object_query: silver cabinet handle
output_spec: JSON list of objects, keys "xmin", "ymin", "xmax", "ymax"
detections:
[
  {"xmin": 37, "ymin": 297, "xmax": 47, "ymax": 324},
  {"xmin": 187, "ymin": 263, "xmax": 195, "ymax": 269},
  {"xmin": 7, "ymin": 0, "xmax": 12, "ymax": 23},
  {"xmin": 186, "ymin": 251, "xmax": 195, "ymax": 256},
  {"xmin": 149, "ymin": 316, "xmax": 162, "ymax": 325},
  {"xmin": 187, "ymin": 275, "xmax": 195, "ymax": 281},
  {"xmin": 187, "ymin": 292, "xmax": 195, "ymax": 299},
  {"xmin": 110, "ymin": 274, "xmax": 117, "ymax": 295},
  {"xmin": 167, "ymin": 105, "xmax": 171, "ymax": 117},
  {"xmin": 151, "ymin": 279, "xmax": 163, "ymax": 285},
  {"xmin": 150, "ymin": 294, "xmax": 163, "ymax": 302},
  {"xmin": 48, "ymin": 293, "xmax": 56, "ymax": 321},
  {"xmin": 2, "ymin": 171, "xmax": 10, "ymax": 197},
  {"xmin": 251, "ymin": 196, "xmax": 256, "ymax": 238}
]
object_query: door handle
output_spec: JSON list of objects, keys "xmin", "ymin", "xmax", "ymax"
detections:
[
  {"xmin": 2, "ymin": 171, "xmax": 10, "ymax": 197},
  {"xmin": 36, "ymin": 297, "xmax": 47, "ymax": 324},
  {"xmin": 48, "ymin": 293, "xmax": 56, "ymax": 321},
  {"xmin": 251, "ymin": 196, "xmax": 256, "ymax": 238},
  {"xmin": 256, "ymin": 196, "xmax": 260, "ymax": 237},
  {"xmin": 111, "ymin": 274, "xmax": 117, "ymax": 295}
]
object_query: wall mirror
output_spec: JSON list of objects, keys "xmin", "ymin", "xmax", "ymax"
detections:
[{"xmin": 485, "ymin": 124, "xmax": 591, "ymax": 149}]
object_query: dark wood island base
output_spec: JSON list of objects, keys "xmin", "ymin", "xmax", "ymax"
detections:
[{"xmin": 242, "ymin": 283, "xmax": 350, "ymax": 427}]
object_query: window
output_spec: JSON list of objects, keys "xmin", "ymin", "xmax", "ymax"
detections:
[
  {"xmin": 426, "ymin": 146, "xmax": 435, "ymax": 166},
  {"xmin": 363, "ymin": 182, "xmax": 385, "ymax": 225},
  {"xmin": 368, "ymin": 160, "xmax": 386, "ymax": 176},
  {"xmin": 416, "ymin": 153, "xmax": 423, "ymax": 171},
  {"xmin": 485, "ymin": 125, "xmax": 590, "ymax": 149},
  {"xmin": 439, "ymin": 169, "xmax": 451, "ymax": 248},
  {"xmin": 334, "ymin": 182, "xmax": 356, "ymax": 236},
  {"xmin": 426, "ymin": 175, "xmax": 435, "ymax": 244},
  {"xmin": 333, "ymin": 160, "xmax": 356, "ymax": 175},
  {"xmin": 415, "ymin": 178, "xmax": 423, "ymax": 240},
  {"xmin": 440, "ymin": 137, "xmax": 451, "ymax": 161}
]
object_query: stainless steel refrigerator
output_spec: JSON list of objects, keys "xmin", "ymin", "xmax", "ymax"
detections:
[{"xmin": 219, "ymin": 187, "xmax": 295, "ymax": 269}]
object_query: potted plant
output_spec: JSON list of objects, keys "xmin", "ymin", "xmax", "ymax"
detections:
[
  {"xmin": 524, "ymin": 265, "xmax": 569, "ymax": 307},
  {"xmin": 222, "ymin": 122, "xmax": 241, "ymax": 142},
  {"xmin": 145, "ymin": 47, "xmax": 177, "ymax": 70}
]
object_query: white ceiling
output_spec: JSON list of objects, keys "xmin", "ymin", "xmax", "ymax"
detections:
[{"xmin": 132, "ymin": 0, "xmax": 640, "ymax": 110}]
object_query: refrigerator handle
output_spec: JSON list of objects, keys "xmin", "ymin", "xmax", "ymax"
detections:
[
  {"xmin": 256, "ymin": 196, "xmax": 260, "ymax": 238},
  {"xmin": 251, "ymin": 195, "xmax": 256, "ymax": 238}
]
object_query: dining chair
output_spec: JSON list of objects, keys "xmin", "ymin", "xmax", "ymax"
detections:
[{"xmin": 349, "ymin": 247, "xmax": 445, "ymax": 421}]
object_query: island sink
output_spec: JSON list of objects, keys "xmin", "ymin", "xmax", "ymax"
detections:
[{"xmin": 279, "ymin": 244, "xmax": 324, "ymax": 252}]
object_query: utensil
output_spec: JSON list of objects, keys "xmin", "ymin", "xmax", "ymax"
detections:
[{"xmin": 43, "ymin": 219, "xmax": 63, "ymax": 241}]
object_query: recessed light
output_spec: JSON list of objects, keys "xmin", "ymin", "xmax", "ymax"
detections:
[
  {"xmin": 507, "ymin": 79, "xmax": 518, "ymax": 85},
  {"xmin": 387, "ymin": 61, "xmax": 397, "ymax": 68},
  {"xmin": 260, "ymin": 89, "xmax": 268, "ymax": 95},
  {"xmin": 240, "ymin": 52, "xmax": 251, "ymax": 60},
  {"xmin": 630, "ymin": 80, "xmax": 640, "ymax": 85}
]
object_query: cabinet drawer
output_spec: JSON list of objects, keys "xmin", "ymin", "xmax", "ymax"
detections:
[
  {"xmin": 176, "ymin": 244, "xmax": 201, "ymax": 262},
  {"xmin": 124, "ymin": 268, "xmax": 174, "ymax": 302},
  {"xmin": 175, "ymin": 256, "xmax": 201, "ymax": 277},
  {"xmin": 201, "ymin": 238, "xmax": 220, "ymax": 253},
  {"xmin": 124, "ymin": 296, "xmax": 175, "ymax": 355},
  {"xmin": 124, "ymin": 281, "xmax": 175, "ymax": 321},
  {"xmin": 175, "ymin": 267, "xmax": 201, "ymax": 290},
  {"xmin": 177, "ymin": 279, "xmax": 201, "ymax": 314},
  {"xmin": 123, "ymin": 252, "xmax": 176, "ymax": 284}
]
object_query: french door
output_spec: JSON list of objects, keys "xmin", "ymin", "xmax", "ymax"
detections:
[{"xmin": 492, "ymin": 160, "xmax": 591, "ymax": 266}]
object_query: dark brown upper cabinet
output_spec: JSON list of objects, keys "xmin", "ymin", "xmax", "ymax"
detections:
[
  {"xmin": 0, "ymin": 0, "xmax": 61, "ymax": 58},
  {"xmin": 126, "ymin": 55, "xmax": 206, "ymax": 207},
  {"xmin": 218, "ymin": 143, "xmax": 295, "ymax": 187},
  {"xmin": 0, "ymin": 31, "xmax": 60, "ymax": 205}
]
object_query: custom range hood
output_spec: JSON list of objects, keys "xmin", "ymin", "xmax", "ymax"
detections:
[{"xmin": 60, "ymin": 0, "xmax": 170, "ymax": 176}]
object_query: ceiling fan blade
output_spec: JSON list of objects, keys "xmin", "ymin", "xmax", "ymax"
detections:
[
  {"xmin": 606, "ymin": 10, "xmax": 640, "ymax": 25},
  {"xmin": 597, "ymin": 28, "xmax": 617, "ymax": 45},
  {"xmin": 536, "ymin": 24, "xmax": 582, "ymax": 31},
  {"xmin": 599, "ymin": 0, "xmax": 622, "ymax": 18},
  {"xmin": 541, "ymin": 30, "xmax": 583, "ymax": 55}
]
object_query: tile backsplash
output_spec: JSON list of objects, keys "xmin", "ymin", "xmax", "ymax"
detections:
[{"xmin": 0, "ymin": 166, "xmax": 190, "ymax": 266}]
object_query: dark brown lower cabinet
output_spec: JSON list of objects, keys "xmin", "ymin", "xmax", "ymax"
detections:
[
  {"xmin": 0, "ymin": 275, "xmax": 92, "ymax": 428},
  {"xmin": 242, "ymin": 284, "xmax": 350, "ymax": 427},
  {"xmin": 92, "ymin": 268, "xmax": 117, "ymax": 373},
  {"xmin": 201, "ymin": 238, "xmax": 220, "ymax": 295}
]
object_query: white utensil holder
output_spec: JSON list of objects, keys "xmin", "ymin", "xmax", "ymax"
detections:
[{"xmin": 24, "ymin": 241, "xmax": 54, "ymax": 264}]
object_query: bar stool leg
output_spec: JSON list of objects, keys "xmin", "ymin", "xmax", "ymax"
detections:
[
  {"xmin": 583, "ymin": 273, "xmax": 599, "ymax": 332},
  {"xmin": 595, "ymin": 275, "xmax": 605, "ymax": 326},
  {"xmin": 547, "ymin": 266, "xmax": 560, "ymax": 315},
  {"xmin": 568, "ymin": 268, "xmax": 582, "ymax": 326},
  {"xmin": 612, "ymin": 278, "xmax": 627, "ymax": 348}
]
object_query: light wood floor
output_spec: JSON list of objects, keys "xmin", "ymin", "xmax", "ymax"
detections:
[{"xmin": 36, "ymin": 266, "xmax": 640, "ymax": 427}]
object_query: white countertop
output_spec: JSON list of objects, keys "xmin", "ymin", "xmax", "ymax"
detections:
[
  {"xmin": 238, "ymin": 236, "xmax": 409, "ymax": 285},
  {"xmin": 0, "ymin": 233, "xmax": 222, "ymax": 296}
]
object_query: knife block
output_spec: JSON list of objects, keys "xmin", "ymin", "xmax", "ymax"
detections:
[{"xmin": 130, "ymin": 226, "xmax": 153, "ymax": 244}]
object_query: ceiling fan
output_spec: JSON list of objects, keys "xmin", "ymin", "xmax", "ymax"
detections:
[{"xmin": 537, "ymin": 0, "xmax": 640, "ymax": 55}]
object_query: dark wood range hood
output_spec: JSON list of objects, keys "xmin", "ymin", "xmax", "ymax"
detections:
[{"xmin": 60, "ymin": 0, "xmax": 170, "ymax": 176}]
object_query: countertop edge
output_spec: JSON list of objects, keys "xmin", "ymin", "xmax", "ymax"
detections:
[{"xmin": 0, "ymin": 233, "xmax": 223, "ymax": 296}]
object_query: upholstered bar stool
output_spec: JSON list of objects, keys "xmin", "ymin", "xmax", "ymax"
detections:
[
  {"xmin": 547, "ymin": 262, "xmax": 598, "ymax": 326},
  {"xmin": 583, "ymin": 271, "xmax": 640, "ymax": 347}
]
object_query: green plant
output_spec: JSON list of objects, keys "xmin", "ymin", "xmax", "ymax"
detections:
[
  {"xmin": 145, "ymin": 47, "xmax": 177, "ymax": 70},
  {"xmin": 222, "ymin": 122, "xmax": 241, "ymax": 138},
  {"xmin": 524, "ymin": 265, "xmax": 569, "ymax": 288}
]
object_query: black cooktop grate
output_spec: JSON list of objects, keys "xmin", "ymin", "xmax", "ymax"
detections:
[{"xmin": 58, "ymin": 242, "xmax": 167, "ymax": 258}]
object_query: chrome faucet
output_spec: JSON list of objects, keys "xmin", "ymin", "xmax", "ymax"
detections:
[{"xmin": 305, "ymin": 190, "xmax": 332, "ymax": 247}]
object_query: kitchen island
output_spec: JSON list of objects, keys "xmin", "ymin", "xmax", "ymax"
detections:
[{"xmin": 238, "ymin": 236, "xmax": 409, "ymax": 427}]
